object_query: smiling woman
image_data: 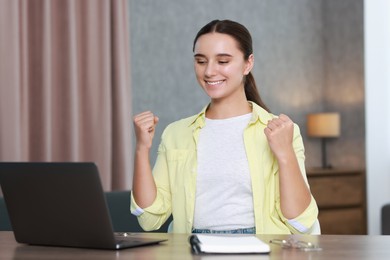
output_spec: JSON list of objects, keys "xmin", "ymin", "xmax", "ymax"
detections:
[
  {"xmin": 130, "ymin": 20, "xmax": 319, "ymax": 235},
  {"xmin": 192, "ymin": 21, "xmax": 268, "ymax": 116},
  {"xmin": 193, "ymin": 33, "xmax": 254, "ymax": 111}
]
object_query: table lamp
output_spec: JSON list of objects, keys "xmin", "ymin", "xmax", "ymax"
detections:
[{"xmin": 307, "ymin": 113, "xmax": 340, "ymax": 168}]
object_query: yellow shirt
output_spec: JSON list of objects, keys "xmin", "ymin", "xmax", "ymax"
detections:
[{"xmin": 131, "ymin": 102, "xmax": 319, "ymax": 234}]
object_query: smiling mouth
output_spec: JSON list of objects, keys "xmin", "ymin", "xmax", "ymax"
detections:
[{"xmin": 205, "ymin": 80, "xmax": 224, "ymax": 85}]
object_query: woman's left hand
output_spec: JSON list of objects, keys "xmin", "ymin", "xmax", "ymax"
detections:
[
  {"xmin": 265, "ymin": 114, "xmax": 312, "ymax": 219},
  {"xmin": 264, "ymin": 114, "xmax": 294, "ymax": 160}
]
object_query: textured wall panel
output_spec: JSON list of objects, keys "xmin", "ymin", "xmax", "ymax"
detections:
[{"xmin": 129, "ymin": 0, "xmax": 364, "ymax": 168}]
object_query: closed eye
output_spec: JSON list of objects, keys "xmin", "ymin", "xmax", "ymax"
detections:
[{"xmin": 195, "ymin": 59, "xmax": 207, "ymax": 64}]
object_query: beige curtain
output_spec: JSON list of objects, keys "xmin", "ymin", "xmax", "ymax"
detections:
[{"xmin": 0, "ymin": 0, "xmax": 132, "ymax": 191}]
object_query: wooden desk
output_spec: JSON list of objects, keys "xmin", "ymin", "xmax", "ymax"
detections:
[{"xmin": 1, "ymin": 231, "xmax": 390, "ymax": 260}]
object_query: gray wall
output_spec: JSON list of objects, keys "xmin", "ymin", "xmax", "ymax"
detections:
[
  {"xmin": 322, "ymin": 0, "xmax": 365, "ymax": 168},
  {"xmin": 129, "ymin": 0, "xmax": 364, "ymax": 169}
]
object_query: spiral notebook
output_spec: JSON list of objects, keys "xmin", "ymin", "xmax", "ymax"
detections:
[{"xmin": 189, "ymin": 234, "xmax": 271, "ymax": 254}]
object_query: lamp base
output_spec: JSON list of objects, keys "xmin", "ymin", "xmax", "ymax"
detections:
[{"xmin": 320, "ymin": 138, "xmax": 331, "ymax": 169}]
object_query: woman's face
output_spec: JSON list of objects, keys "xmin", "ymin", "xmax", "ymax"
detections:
[{"xmin": 193, "ymin": 32, "xmax": 253, "ymax": 102}]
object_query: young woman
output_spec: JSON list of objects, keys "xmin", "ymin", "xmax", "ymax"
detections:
[{"xmin": 131, "ymin": 20, "xmax": 318, "ymax": 234}]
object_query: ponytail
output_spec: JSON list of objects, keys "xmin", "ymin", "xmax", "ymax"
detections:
[{"xmin": 245, "ymin": 72, "xmax": 270, "ymax": 112}]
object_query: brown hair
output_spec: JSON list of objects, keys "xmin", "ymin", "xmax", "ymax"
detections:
[{"xmin": 193, "ymin": 20, "xmax": 270, "ymax": 112}]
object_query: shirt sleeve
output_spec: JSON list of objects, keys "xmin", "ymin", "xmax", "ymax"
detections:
[
  {"xmin": 275, "ymin": 124, "xmax": 319, "ymax": 234},
  {"xmin": 285, "ymin": 197, "xmax": 319, "ymax": 233},
  {"xmin": 130, "ymin": 140, "xmax": 172, "ymax": 231}
]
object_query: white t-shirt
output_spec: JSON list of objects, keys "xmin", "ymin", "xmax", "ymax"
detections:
[{"xmin": 193, "ymin": 113, "xmax": 255, "ymax": 230}]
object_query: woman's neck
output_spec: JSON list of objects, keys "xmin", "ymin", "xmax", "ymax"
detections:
[{"xmin": 206, "ymin": 98, "xmax": 252, "ymax": 119}]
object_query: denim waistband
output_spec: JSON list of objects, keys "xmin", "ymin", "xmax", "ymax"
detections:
[{"xmin": 192, "ymin": 227, "xmax": 256, "ymax": 234}]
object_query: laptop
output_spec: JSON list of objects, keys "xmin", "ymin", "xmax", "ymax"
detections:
[{"xmin": 0, "ymin": 162, "xmax": 167, "ymax": 250}]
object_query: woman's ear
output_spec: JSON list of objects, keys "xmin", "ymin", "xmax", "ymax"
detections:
[{"xmin": 244, "ymin": 54, "xmax": 254, "ymax": 75}]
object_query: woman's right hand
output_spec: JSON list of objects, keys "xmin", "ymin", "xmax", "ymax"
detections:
[
  {"xmin": 132, "ymin": 111, "xmax": 159, "ymax": 208},
  {"xmin": 133, "ymin": 111, "xmax": 159, "ymax": 151}
]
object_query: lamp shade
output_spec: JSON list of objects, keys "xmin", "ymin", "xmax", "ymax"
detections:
[{"xmin": 307, "ymin": 113, "xmax": 340, "ymax": 138}]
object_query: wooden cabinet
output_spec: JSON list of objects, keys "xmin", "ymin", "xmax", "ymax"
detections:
[{"xmin": 306, "ymin": 168, "xmax": 367, "ymax": 234}]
